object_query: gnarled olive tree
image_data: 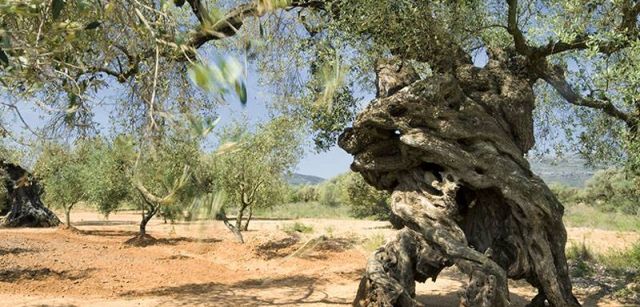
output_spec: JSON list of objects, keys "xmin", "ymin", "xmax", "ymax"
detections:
[
  {"xmin": 0, "ymin": 160, "xmax": 60, "ymax": 227},
  {"xmin": 2, "ymin": 0, "xmax": 639, "ymax": 305}
]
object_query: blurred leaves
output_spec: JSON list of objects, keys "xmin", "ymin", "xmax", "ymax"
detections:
[
  {"xmin": 51, "ymin": 0, "xmax": 65, "ymax": 20},
  {"xmin": 188, "ymin": 57, "xmax": 248, "ymax": 105},
  {"xmin": 0, "ymin": 49, "xmax": 8, "ymax": 66}
]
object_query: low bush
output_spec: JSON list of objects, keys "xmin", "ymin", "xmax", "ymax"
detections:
[{"xmin": 283, "ymin": 222, "xmax": 314, "ymax": 234}]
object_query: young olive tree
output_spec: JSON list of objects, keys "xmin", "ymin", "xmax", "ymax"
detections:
[
  {"xmin": 34, "ymin": 143, "xmax": 87, "ymax": 228},
  {"xmin": 214, "ymin": 117, "xmax": 303, "ymax": 233},
  {"xmin": 337, "ymin": 172, "xmax": 391, "ymax": 220},
  {"xmin": 127, "ymin": 133, "xmax": 202, "ymax": 241},
  {"xmin": 80, "ymin": 136, "xmax": 134, "ymax": 219}
]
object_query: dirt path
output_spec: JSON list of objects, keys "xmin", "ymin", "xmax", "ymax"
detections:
[{"xmin": 0, "ymin": 211, "xmax": 636, "ymax": 306}]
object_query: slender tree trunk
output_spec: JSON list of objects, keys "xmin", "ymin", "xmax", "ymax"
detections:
[
  {"xmin": 343, "ymin": 55, "xmax": 580, "ymax": 307},
  {"xmin": 243, "ymin": 206, "xmax": 253, "ymax": 231},
  {"xmin": 235, "ymin": 203, "xmax": 247, "ymax": 230},
  {"xmin": 64, "ymin": 207, "xmax": 71, "ymax": 228},
  {"xmin": 138, "ymin": 198, "xmax": 161, "ymax": 238},
  {"xmin": 216, "ymin": 207, "xmax": 244, "ymax": 243},
  {"xmin": 139, "ymin": 204, "xmax": 158, "ymax": 237},
  {"xmin": 63, "ymin": 202, "xmax": 76, "ymax": 228},
  {"xmin": 0, "ymin": 160, "xmax": 60, "ymax": 227}
]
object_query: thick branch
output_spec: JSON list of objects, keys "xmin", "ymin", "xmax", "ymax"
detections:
[
  {"xmin": 508, "ymin": 1, "xmax": 640, "ymax": 57},
  {"xmin": 506, "ymin": 0, "xmax": 532, "ymax": 56},
  {"xmin": 186, "ymin": 0, "xmax": 207, "ymax": 23},
  {"xmin": 133, "ymin": 180, "xmax": 177, "ymax": 206},
  {"xmin": 187, "ymin": 1, "xmax": 325, "ymax": 48},
  {"xmin": 538, "ymin": 63, "xmax": 634, "ymax": 127}
]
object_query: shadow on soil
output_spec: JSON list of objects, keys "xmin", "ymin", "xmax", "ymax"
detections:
[
  {"xmin": 0, "ymin": 267, "xmax": 95, "ymax": 283},
  {"xmin": 73, "ymin": 220, "xmax": 137, "ymax": 227},
  {"xmin": 0, "ymin": 247, "xmax": 38, "ymax": 256},
  {"xmin": 121, "ymin": 275, "xmax": 350, "ymax": 305},
  {"xmin": 123, "ymin": 234, "xmax": 223, "ymax": 247},
  {"xmin": 416, "ymin": 291, "xmax": 532, "ymax": 307},
  {"xmin": 78, "ymin": 229, "xmax": 139, "ymax": 237}
]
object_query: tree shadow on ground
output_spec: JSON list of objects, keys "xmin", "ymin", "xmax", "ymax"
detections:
[
  {"xmin": 73, "ymin": 220, "xmax": 137, "ymax": 226},
  {"xmin": 416, "ymin": 291, "xmax": 532, "ymax": 307},
  {"xmin": 120, "ymin": 275, "xmax": 350, "ymax": 305},
  {"xmin": 157, "ymin": 237, "xmax": 222, "ymax": 244},
  {"xmin": 573, "ymin": 275, "xmax": 638, "ymax": 306},
  {"xmin": 0, "ymin": 247, "xmax": 38, "ymax": 256},
  {"xmin": 78, "ymin": 229, "xmax": 139, "ymax": 237},
  {"xmin": 316, "ymin": 237, "xmax": 359, "ymax": 252},
  {"xmin": 0, "ymin": 267, "xmax": 96, "ymax": 283},
  {"xmin": 365, "ymin": 224, "xmax": 393, "ymax": 230},
  {"xmin": 254, "ymin": 236, "xmax": 300, "ymax": 259},
  {"xmin": 169, "ymin": 217, "xmax": 295, "ymax": 225},
  {"xmin": 123, "ymin": 235, "xmax": 223, "ymax": 247}
]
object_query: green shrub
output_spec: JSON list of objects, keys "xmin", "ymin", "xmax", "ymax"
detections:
[
  {"xmin": 600, "ymin": 242, "xmax": 640, "ymax": 273},
  {"xmin": 339, "ymin": 172, "xmax": 392, "ymax": 220},
  {"xmin": 363, "ymin": 233, "xmax": 386, "ymax": 252},
  {"xmin": 318, "ymin": 182, "xmax": 341, "ymax": 207},
  {"xmin": 549, "ymin": 183, "xmax": 585, "ymax": 204},
  {"xmin": 0, "ymin": 182, "xmax": 7, "ymax": 214},
  {"xmin": 283, "ymin": 222, "xmax": 314, "ymax": 234},
  {"xmin": 552, "ymin": 168, "xmax": 640, "ymax": 217},
  {"xmin": 584, "ymin": 168, "xmax": 640, "ymax": 215},
  {"xmin": 255, "ymin": 201, "xmax": 351, "ymax": 219},
  {"xmin": 563, "ymin": 203, "xmax": 640, "ymax": 231}
]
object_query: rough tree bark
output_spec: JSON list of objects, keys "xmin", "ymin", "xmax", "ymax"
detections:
[
  {"xmin": 243, "ymin": 206, "xmax": 253, "ymax": 231},
  {"xmin": 235, "ymin": 203, "xmax": 249, "ymax": 231},
  {"xmin": 341, "ymin": 51, "xmax": 580, "ymax": 306},
  {"xmin": 0, "ymin": 160, "xmax": 60, "ymax": 227},
  {"xmin": 63, "ymin": 203, "xmax": 75, "ymax": 228},
  {"xmin": 216, "ymin": 207, "xmax": 244, "ymax": 243},
  {"xmin": 138, "ymin": 203, "xmax": 159, "ymax": 237}
]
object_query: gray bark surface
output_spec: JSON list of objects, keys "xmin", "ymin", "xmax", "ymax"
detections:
[
  {"xmin": 0, "ymin": 160, "xmax": 60, "ymax": 227},
  {"xmin": 342, "ymin": 53, "xmax": 580, "ymax": 306}
]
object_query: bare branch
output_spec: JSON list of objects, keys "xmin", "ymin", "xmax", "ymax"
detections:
[
  {"xmin": 537, "ymin": 63, "xmax": 634, "ymax": 127},
  {"xmin": 505, "ymin": 0, "xmax": 532, "ymax": 56},
  {"xmin": 187, "ymin": 1, "xmax": 325, "ymax": 49},
  {"xmin": 533, "ymin": 2, "xmax": 640, "ymax": 57},
  {"xmin": 186, "ymin": 0, "xmax": 207, "ymax": 24}
]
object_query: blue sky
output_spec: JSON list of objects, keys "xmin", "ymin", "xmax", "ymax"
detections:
[
  {"xmin": 211, "ymin": 68, "xmax": 355, "ymax": 179},
  {"xmin": 5, "ymin": 50, "xmax": 490, "ymax": 179},
  {"xmin": 4, "ymin": 62, "xmax": 355, "ymax": 179}
]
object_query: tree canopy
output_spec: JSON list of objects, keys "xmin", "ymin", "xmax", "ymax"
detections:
[
  {"xmin": 0, "ymin": 0, "xmax": 638, "ymax": 170},
  {"xmin": 213, "ymin": 116, "xmax": 303, "ymax": 230}
]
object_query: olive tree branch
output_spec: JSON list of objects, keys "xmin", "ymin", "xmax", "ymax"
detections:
[{"xmin": 537, "ymin": 63, "xmax": 635, "ymax": 128}]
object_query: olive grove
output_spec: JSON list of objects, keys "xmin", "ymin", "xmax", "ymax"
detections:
[{"xmin": 1, "ymin": 1, "xmax": 640, "ymax": 306}]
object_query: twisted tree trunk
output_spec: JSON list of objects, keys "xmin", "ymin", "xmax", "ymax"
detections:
[
  {"xmin": 243, "ymin": 206, "xmax": 253, "ymax": 231},
  {"xmin": 341, "ymin": 52, "xmax": 580, "ymax": 306},
  {"xmin": 0, "ymin": 160, "xmax": 60, "ymax": 227}
]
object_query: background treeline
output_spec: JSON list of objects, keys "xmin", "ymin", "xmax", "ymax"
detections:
[
  {"xmin": 284, "ymin": 172, "xmax": 392, "ymax": 221},
  {"xmin": 551, "ymin": 168, "xmax": 640, "ymax": 215}
]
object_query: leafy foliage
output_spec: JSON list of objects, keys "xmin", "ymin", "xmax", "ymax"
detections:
[
  {"xmin": 337, "ymin": 172, "xmax": 391, "ymax": 220},
  {"xmin": 551, "ymin": 168, "xmax": 640, "ymax": 215},
  {"xmin": 35, "ymin": 142, "xmax": 88, "ymax": 225},
  {"xmin": 0, "ymin": 172, "xmax": 8, "ymax": 213},
  {"xmin": 80, "ymin": 136, "xmax": 134, "ymax": 217},
  {"xmin": 212, "ymin": 117, "xmax": 303, "ymax": 229},
  {"xmin": 283, "ymin": 221, "xmax": 314, "ymax": 234}
]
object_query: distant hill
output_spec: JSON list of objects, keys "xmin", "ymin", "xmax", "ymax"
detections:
[
  {"xmin": 289, "ymin": 157, "xmax": 606, "ymax": 188},
  {"xmin": 286, "ymin": 173, "xmax": 325, "ymax": 186},
  {"xmin": 529, "ymin": 156, "xmax": 607, "ymax": 187}
]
